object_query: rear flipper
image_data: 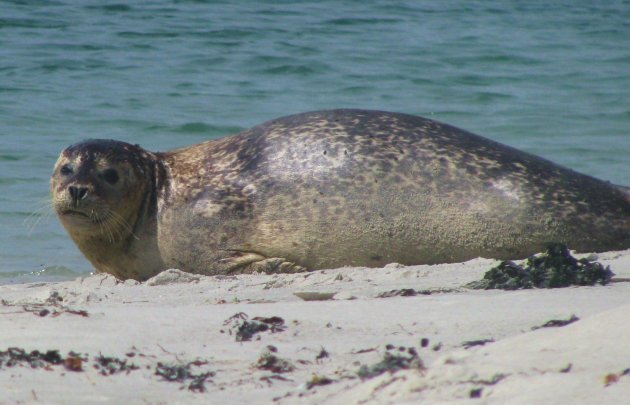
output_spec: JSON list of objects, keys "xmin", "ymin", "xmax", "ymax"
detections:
[
  {"xmin": 243, "ymin": 257, "xmax": 308, "ymax": 274},
  {"xmin": 219, "ymin": 251, "xmax": 307, "ymax": 274}
]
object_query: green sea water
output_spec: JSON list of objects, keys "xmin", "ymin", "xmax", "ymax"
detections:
[{"xmin": 1, "ymin": 1, "xmax": 628, "ymax": 283}]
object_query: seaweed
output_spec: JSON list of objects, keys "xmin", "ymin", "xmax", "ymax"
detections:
[
  {"xmin": 0, "ymin": 347, "xmax": 214, "ymax": 393},
  {"xmin": 469, "ymin": 388, "xmax": 483, "ymax": 398},
  {"xmin": 603, "ymin": 367, "xmax": 630, "ymax": 386},
  {"xmin": 93, "ymin": 354, "xmax": 139, "ymax": 375},
  {"xmin": 467, "ymin": 244, "xmax": 614, "ymax": 290},
  {"xmin": 352, "ymin": 347, "xmax": 377, "ymax": 354},
  {"xmin": 155, "ymin": 361, "xmax": 214, "ymax": 392},
  {"xmin": 260, "ymin": 374, "xmax": 292, "ymax": 385},
  {"xmin": 462, "ymin": 339, "xmax": 495, "ymax": 349},
  {"xmin": 605, "ymin": 373, "xmax": 620, "ymax": 386},
  {"xmin": 64, "ymin": 352, "xmax": 85, "ymax": 372},
  {"xmin": 0, "ymin": 348, "xmax": 88, "ymax": 372},
  {"xmin": 306, "ymin": 375, "xmax": 335, "ymax": 389},
  {"xmin": 532, "ymin": 315, "xmax": 579, "ymax": 330},
  {"xmin": 0, "ymin": 348, "xmax": 63, "ymax": 369},
  {"xmin": 377, "ymin": 288, "xmax": 459, "ymax": 298},
  {"xmin": 357, "ymin": 346, "xmax": 424, "ymax": 379},
  {"xmin": 256, "ymin": 346, "xmax": 295, "ymax": 374},
  {"xmin": 22, "ymin": 291, "xmax": 89, "ymax": 318},
  {"xmin": 315, "ymin": 347, "xmax": 329, "ymax": 362},
  {"xmin": 223, "ymin": 313, "xmax": 286, "ymax": 342},
  {"xmin": 376, "ymin": 288, "xmax": 419, "ymax": 298}
]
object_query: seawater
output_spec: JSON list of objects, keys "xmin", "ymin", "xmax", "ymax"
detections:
[{"xmin": 1, "ymin": 1, "xmax": 628, "ymax": 284}]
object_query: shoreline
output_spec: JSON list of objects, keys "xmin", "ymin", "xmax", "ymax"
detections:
[{"xmin": 1, "ymin": 250, "xmax": 630, "ymax": 403}]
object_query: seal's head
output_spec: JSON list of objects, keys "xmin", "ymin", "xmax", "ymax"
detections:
[{"xmin": 51, "ymin": 139, "xmax": 155, "ymax": 242}]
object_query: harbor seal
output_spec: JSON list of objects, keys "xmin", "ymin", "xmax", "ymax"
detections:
[{"xmin": 51, "ymin": 109, "xmax": 630, "ymax": 280}]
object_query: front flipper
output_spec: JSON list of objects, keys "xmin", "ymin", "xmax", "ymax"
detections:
[{"xmin": 219, "ymin": 251, "xmax": 307, "ymax": 274}]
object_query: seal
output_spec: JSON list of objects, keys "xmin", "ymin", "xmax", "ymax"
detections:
[{"xmin": 51, "ymin": 109, "xmax": 630, "ymax": 280}]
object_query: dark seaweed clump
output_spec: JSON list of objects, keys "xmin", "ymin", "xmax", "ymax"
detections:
[
  {"xmin": 94, "ymin": 354, "xmax": 139, "ymax": 375},
  {"xmin": 461, "ymin": 339, "xmax": 495, "ymax": 349},
  {"xmin": 155, "ymin": 361, "xmax": 214, "ymax": 393},
  {"xmin": 222, "ymin": 313, "xmax": 287, "ymax": 342},
  {"xmin": 306, "ymin": 375, "xmax": 335, "ymax": 389},
  {"xmin": 467, "ymin": 244, "xmax": 614, "ymax": 290},
  {"xmin": 531, "ymin": 315, "xmax": 579, "ymax": 330},
  {"xmin": 256, "ymin": 347, "xmax": 295, "ymax": 374},
  {"xmin": 0, "ymin": 347, "xmax": 85, "ymax": 371},
  {"xmin": 0, "ymin": 348, "xmax": 63, "ymax": 369},
  {"xmin": 357, "ymin": 347, "xmax": 423, "ymax": 379}
]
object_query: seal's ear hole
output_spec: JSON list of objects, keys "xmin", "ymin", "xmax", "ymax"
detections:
[
  {"xmin": 102, "ymin": 168, "xmax": 119, "ymax": 185},
  {"xmin": 60, "ymin": 164, "xmax": 73, "ymax": 175}
]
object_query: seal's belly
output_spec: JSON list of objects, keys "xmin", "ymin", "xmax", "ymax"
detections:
[{"xmin": 244, "ymin": 177, "xmax": 575, "ymax": 268}]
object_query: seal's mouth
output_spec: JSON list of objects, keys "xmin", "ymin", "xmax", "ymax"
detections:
[
  {"xmin": 61, "ymin": 209, "xmax": 90, "ymax": 218},
  {"xmin": 59, "ymin": 209, "xmax": 103, "ymax": 224}
]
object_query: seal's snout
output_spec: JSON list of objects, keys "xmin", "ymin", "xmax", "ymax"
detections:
[
  {"xmin": 69, "ymin": 185, "xmax": 89, "ymax": 202},
  {"xmin": 63, "ymin": 183, "xmax": 95, "ymax": 211}
]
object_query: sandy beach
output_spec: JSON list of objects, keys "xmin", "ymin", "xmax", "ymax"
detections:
[{"xmin": 1, "ymin": 249, "xmax": 630, "ymax": 404}]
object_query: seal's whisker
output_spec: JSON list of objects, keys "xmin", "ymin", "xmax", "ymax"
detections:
[
  {"xmin": 105, "ymin": 222, "xmax": 115, "ymax": 244},
  {"xmin": 107, "ymin": 215, "xmax": 126, "ymax": 243},
  {"xmin": 95, "ymin": 210, "xmax": 114, "ymax": 244},
  {"xmin": 109, "ymin": 210, "xmax": 140, "ymax": 241},
  {"xmin": 106, "ymin": 216, "xmax": 118, "ymax": 244},
  {"xmin": 103, "ymin": 209, "xmax": 138, "ymax": 241},
  {"xmin": 24, "ymin": 199, "xmax": 55, "ymax": 235}
]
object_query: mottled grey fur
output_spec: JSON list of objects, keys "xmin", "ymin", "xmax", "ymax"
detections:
[{"xmin": 52, "ymin": 109, "xmax": 630, "ymax": 280}]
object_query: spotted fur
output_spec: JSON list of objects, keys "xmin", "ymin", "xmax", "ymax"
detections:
[{"xmin": 52, "ymin": 109, "xmax": 630, "ymax": 280}]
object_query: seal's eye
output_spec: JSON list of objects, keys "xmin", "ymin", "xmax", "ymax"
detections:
[
  {"xmin": 60, "ymin": 164, "xmax": 73, "ymax": 175},
  {"xmin": 102, "ymin": 169, "xmax": 119, "ymax": 185}
]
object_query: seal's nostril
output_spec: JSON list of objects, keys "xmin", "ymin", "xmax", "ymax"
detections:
[{"xmin": 69, "ymin": 186, "xmax": 88, "ymax": 201}]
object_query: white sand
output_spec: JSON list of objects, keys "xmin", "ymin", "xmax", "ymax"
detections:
[{"xmin": 1, "ymin": 250, "xmax": 630, "ymax": 404}]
